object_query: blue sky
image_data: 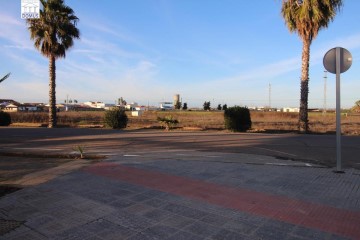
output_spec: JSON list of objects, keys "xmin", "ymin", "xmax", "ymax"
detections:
[{"xmin": 1, "ymin": 0, "xmax": 359, "ymax": 108}]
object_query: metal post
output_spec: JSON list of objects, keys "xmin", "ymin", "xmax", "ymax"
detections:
[
  {"xmin": 323, "ymin": 71, "xmax": 327, "ymax": 116},
  {"xmin": 335, "ymin": 47, "xmax": 342, "ymax": 172}
]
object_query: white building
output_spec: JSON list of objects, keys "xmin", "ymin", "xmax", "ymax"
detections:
[
  {"xmin": 282, "ymin": 107, "xmax": 300, "ymax": 113},
  {"xmin": 159, "ymin": 102, "xmax": 173, "ymax": 110},
  {"xmin": 83, "ymin": 101, "xmax": 106, "ymax": 109},
  {"xmin": 125, "ymin": 102, "xmax": 138, "ymax": 110}
]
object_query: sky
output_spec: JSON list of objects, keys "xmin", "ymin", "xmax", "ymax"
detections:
[{"xmin": 1, "ymin": 0, "xmax": 360, "ymax": 109}]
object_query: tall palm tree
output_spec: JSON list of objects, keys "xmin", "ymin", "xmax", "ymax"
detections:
[
  {"xmin": 27, "ymin": 0, "xmax": 80, "ymax": 128},
  {"xmin": 281, "ymin": 0, "xmax": 342, "ymax": 133},
  {"xmin": 0, "ymin": 73, "xmax": 10, "ymax": 84}
]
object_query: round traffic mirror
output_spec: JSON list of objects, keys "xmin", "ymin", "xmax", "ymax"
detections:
[{"xmin": 323, "ymin": 47, "xmax": 352, "ymax": 74}]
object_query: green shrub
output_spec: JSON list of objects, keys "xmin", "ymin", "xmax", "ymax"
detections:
[
  {"xmin": 104, "ymin": 108, "xmax": 128, "ymax": 129},
  {"xmin": 0, "ymin": 111, "xmax": 11, "ymax": 126},
  {"xmin": 157, "ymin": 115, "xmax": 179, "ymax": 131},
  {"xmin": 224, "ymin": 106, "xmax": 251, "ymax": 132}
]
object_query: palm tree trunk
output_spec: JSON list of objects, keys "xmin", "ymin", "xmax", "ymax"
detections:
[
  {"xmin": 299, "ymin": 39, "xmax": 310, "ymax": 133},
  {"xmin": 48, "ymin": 55, "xmax": 57, "ymax": 128}
]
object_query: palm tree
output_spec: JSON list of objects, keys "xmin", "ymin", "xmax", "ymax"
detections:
[
  {"xmin": 0, "ymin": 73, "xmax": 10, "ymax": 84},
  {"xmin": 27, "ymin": 0, "xmax": 80, "ymax": 128},
  {"xmin": 281, "ymin": 0, "xmax": 342, "ymax": 133}
]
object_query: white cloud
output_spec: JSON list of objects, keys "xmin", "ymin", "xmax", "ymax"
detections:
[{"xmin": 0, "ymin": 11, "xmax": 33, "ymax": 50}]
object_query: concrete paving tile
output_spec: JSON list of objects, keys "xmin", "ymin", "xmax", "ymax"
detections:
[
  {"xmin": 327, "ymin": 234, "xmax": 352, "ymax": 240},
  {"xmin": 263, "ymin": 220, "xmax": 296, "ymax": 233},
  {"xmin": 222, "ymin": 219, "xmax": 258, "ymax": 236},
  {"xmin": 125, "ymin": 203, "xmax": 155, "ymax": 215},
  {"xmin": 81, "ymin": 191, "xmax": 119, "ymax": 204},
  {"xmin": 82, "ymin": 205, "xmax": 117, "ymax": 219},
  {"xmin": 142, "ymin": 189, "xmax": 169, "ymax": 198},
  {"xmin": 2, "ymin": 229, "xmax": 48, "ymax": 240},
  {"xmin": 54, "ymin": 226, "xmax": 102, "ymax": 240},
  {"xmin": 114, "ymin": 182, "xmax": 151, "ymax": 194},
  {"xmin": 104, "ymin": 211, "xmax": 156, "ymax": 231},
  {"xmin": 254, "ymin": 224, "xmax": 290, "ymax": 240},
  {"xmin": 24, "ymin": 214, "xmax": 55, "ymax": 229},
  {"xmin": 0, "ymin": 225, "xmax": 33, "ymax": 240},
  {"xmin": 80, "ymin": 218, "xmax": 138, "ymax": 239},
  {"xmin": 161, "ymin": 203, "xmax": 209, "ymax": 219},
  {"xmin": 183, "ymin": 221, "xmax": 221, "ymax": 238},
  {"xmin": 160, "ymin": 215, "xmax": 195, "ymax": 229},
  {"xmin": 142, "ymin": 208, "xmax": 173, "ymax": 221},
  {"xmin": 127, "ymin": 225, "xmax": 178, "ymax": 240},
  {"xmin": 109, "ymin": 198, "xmax": 136, "ymax": 209},
  {"xmin": 160, "ymin": 193, "xmax": 187, "ymax": 203},
  {"xmin": 291, "ymin": 226, "xmax": 333, "ymax": 240},
  {"xmin": 199, "ymin": 213, "xmax": 231, "ymax": 227},
  {"xmin": 34, "ymin": 220, "xmax": 70, "ymax": 237},
  {"xmin": 68, "ymin": 195, "xmax": 105, "ymax": 209},
  {"xmin": 129, "ymin": 193, "xmax": 155, "ymax": 202},
  {"xmin": 165, "ymin": 230, "xmax": 204, "ymax": 240},
  {"xmin": 110, "ymin": 189, "xmax": 136, "ymax": 198},
  {"xmin": 95, "ymin": 228, "xmax": 137, "ymax": 240},
  {"xmin": 211, "ymin": 229, "xmax": 251, "ymax": 240},
  {"xmin": 5, "ymin": 204, "xmax": 39, "ymax": 221},
  {"xmin": 143, "ymin": 198, "xmax": 169, "ymax": 208}
]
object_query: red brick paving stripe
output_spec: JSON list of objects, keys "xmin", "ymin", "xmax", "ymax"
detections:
[{"xmin": 84, "ymin": 162, "xmax": 360, "ymax": 239}]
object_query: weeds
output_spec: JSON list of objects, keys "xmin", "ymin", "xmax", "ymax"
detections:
[
  {"xmin": 73, "ymin": 145, "xmax": 85, "ymax": 159},
  {"xmin": 157, "ymin": 115, "xmax": 179, "ymax": 131}
]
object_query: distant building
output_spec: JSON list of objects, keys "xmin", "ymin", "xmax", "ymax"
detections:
[
  {"xmin": 135, "ymin": 106, "xmax": 146, "ymax": 111},
  {"xmin": 125, "ymin": 102, "xmax": 138, "ymax": 111},
  {"xmin": 0, "ymin": 99, "xmax": 20, "ymax": 110},
  {"xmin": 282, "ymin": 107, "xmax": 300, "ymax": 113},
  {"xmin": 83, "ymin": 101, "xmax": 106, "ymax": 109},
  {"xmin": 104, "ymin": 104, "xmax": 116, "ymax": 110},
  {"xmin": 132, "ymin": 110, "xmax": 144, "ymax": 117},
  {"xmin": 2, "ymin": 103, "xmax": 41, "ymax": 112},
  {"xmin": 159, "ymin": 102, "xmax": 172, "ymax": 110},
  {"xmin": 2, "ymin": 104, "xmax": 18, "ymax": 112}
]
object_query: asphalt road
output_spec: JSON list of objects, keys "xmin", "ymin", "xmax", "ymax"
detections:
[{"xmin": 0, "ymin": 127, "xmax": 360, "ymax": 169}]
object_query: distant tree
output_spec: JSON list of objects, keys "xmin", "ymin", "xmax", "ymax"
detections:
[
  {"xmin": 354, "ymin": 100, "xmax": 360, "ymax": 107},
  {"xmin": 217, "ymin": 104, "xmax": 222, "ymax": 110},
  {"xmin": 351, "ymin": 100, "xmax": 360, "ymax": 112},
  {"xmin": 222, "ymin": 104, "xmax": 228, "ymax": 111},
  {"xmin": 281, "ymin": 0, "xmax": 343, "ymax": 133},
  {"xmin": 182, "ymin": 102, "xmax": 188, "ymax": 110},
  {"xmin": 118, "ymin": 97, "xmax": 127, "ymax": 106},
  {"xmin": 203, "ymin": 101, "xmax": 211, "ymax": 111},
  {"xmin": 0, "ymin": 73, "xmax": 10, "ymax": 84},
  {"xmin": 27, "ymin": 0, "xmax": 80, "ymax": 128},
  {"xmin": 104, "ymin": 108, "xmax": 128, "ymax": 129}
]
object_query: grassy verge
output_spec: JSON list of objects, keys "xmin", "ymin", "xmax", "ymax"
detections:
[{"xmin": 8, "ymin": 110, "xmax": 360, "ymax": 135}]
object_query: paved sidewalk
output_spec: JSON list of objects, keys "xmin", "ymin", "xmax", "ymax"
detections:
[{"xmin": 1, "ymin": 150, "xmax": 360, "ymax": 239}]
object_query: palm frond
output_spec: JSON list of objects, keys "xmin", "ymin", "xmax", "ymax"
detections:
[
  {"xmin": 26, "ymin": 0, "xmax": 80, "ymax": 59},
  {"xmin": 0, "ymin": 73, "xmax": 11, "ymax": 84}
]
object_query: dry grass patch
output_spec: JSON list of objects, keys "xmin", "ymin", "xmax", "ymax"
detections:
[{"xmin": 8, "ymin": 110, "xmax": 360, "ymax": 135}]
